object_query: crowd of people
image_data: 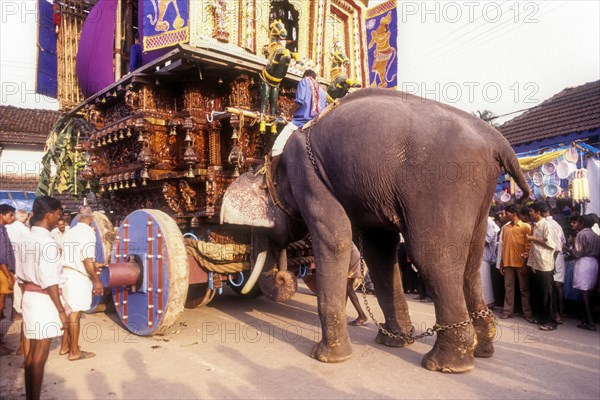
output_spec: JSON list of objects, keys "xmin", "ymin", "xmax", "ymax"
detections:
[
  {"xmin": 0, "ymin": 198, "xmax": 102, "ymax": 400},
  {"xmin": 373, "ymin": 202, "xmax": 600, "ymax": 332},
  {"xmin": 485, "ymin": 202, "xmax": 600, "ymax": 331},
  {"xmin": 1, "ymin": 195, "xmax": 598, "ymax": 398}
]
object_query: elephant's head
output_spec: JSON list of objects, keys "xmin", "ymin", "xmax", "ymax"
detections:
[
  {"xmin": 220, "ymin": 172, "xmax": 276, "ymax": 228},
  {"xmin": 220, "ymin": 172, "xmax": 300, "ymax": 301}
]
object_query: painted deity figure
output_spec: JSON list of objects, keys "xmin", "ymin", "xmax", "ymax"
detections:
[
  {"xmin": 179, "ymin": 181, "xmax": 197, "ymax": 212},
  {"xmin": 326, "ymin": 40, "xmax": 361, "ymax": 103},
  {"xmin": 211, "ymin": 0, "xmax": 226, "ymax": 28},
  {"xmin": 368, "ymin": 11, "xmax": 397, "ymax": 88},
  {"xmin": 259, "ymin": 20, "xmax": 300, "ymax": 116},
  {"xmin": 162, "ymin": 182, "xmax": 183, "ymax": 214},
  {"xmin": 146, "ymin": 0, "xmax": 184, "ymax": 32},
  {"xmin": 211, "ymin": 0, "xmax": 229, "ymax": 42}
]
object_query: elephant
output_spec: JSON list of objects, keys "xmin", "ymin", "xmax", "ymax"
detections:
[{"xmin": 220, "ymin": 88, "xmax": 529, "ymax": 373}]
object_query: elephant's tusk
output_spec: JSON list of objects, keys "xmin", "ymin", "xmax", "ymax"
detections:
[{"xmin": 241, "ymin": 250, "xmax": 267, "ymax": 294}]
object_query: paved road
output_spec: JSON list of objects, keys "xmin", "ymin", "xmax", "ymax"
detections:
[{"xmin": 1, "ymin": 285, "xmax": 599, "ymax": 399}]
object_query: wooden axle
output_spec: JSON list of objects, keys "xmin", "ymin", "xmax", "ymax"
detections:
[{"xmin": 99, "ymin": 261, "xmax": 141, "ymax": 288}]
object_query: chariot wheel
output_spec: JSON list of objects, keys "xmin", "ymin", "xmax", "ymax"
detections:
[
  {"xmin": 110, "ymin": 209, "xmax": 189, "ymax": 335},
  {"xmin": 89, "ymin": 211, "xmax": 115, "ymax": 312}
]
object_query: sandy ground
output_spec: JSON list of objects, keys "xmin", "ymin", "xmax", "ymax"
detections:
[{"xmin": 1, "ymin": 284, "xmax": 599, "ymax": 399}]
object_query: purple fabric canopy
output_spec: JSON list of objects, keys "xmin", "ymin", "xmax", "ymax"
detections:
[{"xmin": 76, "ymin": 0, "xmax": 117, "ymax": 98}]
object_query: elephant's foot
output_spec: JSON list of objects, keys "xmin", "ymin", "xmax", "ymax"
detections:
[
  {"xmin": 374, "ymin": 323, "xmax": 411, "ymax": 348},
  {"xmin": 473, "ymin": 316, "xmax": 495, "ymax": 358},
  {"xmin": 310, "ymin": 338, "xmax": 353, "ymax": 363},
  {"xmin": 422, "ymin": 324, "xmax": 476, "ymax": 373}
]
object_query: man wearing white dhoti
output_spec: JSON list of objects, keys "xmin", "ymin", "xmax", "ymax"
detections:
[
  {"xmin": 7, "ymin": 209, "xmax": 32, "ymax": 359},
  {"xmin": 570, "ymin": 215, "xmax": 600, "ymax": 331},
  {"xmin": 59, "ymin": 206, "xmax": 103, "ymax": 361},
  {"xmin": 16, "ymin": 196, "xmax": 67, "ymax": 400},
  {"xmin": 481, "ymin": 215, "xmax": 499, "ymax": 308}
]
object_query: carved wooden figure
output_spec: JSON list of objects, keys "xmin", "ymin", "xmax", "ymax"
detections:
[{"xmin": 259, "ymin": 20, "xmax": 300, "ymax": 116}]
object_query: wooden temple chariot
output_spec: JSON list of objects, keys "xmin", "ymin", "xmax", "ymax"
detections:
[{"xmin": 47, "ymin": 0, "xmax": 369, "ymax": 335}]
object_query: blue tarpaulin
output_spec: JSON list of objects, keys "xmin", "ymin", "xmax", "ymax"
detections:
[{"xmin": 0, "ymin": 191, "xmax": 37, "ymax": 212}]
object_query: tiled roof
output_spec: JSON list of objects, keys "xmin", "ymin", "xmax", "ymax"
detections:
[
  {"xmin": 499, "ymin": 80, "xmax": 600, "ymax": 145},
  {"xmin": 0, "ymin": 105, "xmax": 62, "ymax": 146},
  {"xmin": 0, "ymin": 174, "xmax": 99, "ymax": 212},
  {"xmin": 53, "ymin": 192, "xmax": 100, "ymax": 215},
  {"xmin": 0, "ymin": 175, "xmax": 39, "ymax": 192}
]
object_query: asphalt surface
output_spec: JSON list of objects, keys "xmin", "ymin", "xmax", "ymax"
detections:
[{"xmin": 1, "ymin": 284, "xmax": 599, "ymax": 399}]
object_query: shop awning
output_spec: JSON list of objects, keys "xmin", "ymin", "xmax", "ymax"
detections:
[{"xmin": 0, "ymin": 191, "xmax": 36, "ymax": 212}]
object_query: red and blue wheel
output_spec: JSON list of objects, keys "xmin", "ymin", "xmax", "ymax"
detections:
[{"xmin": 109, "ymin": 209, "xmax": 189, "ymax": 335}]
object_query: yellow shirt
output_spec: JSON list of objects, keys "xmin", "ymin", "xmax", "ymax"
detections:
[{"xmin": 501, "ymin": 220, "xmax": 531, "ymax": 268}]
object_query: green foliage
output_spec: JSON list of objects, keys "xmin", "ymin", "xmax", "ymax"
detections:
[{"xmin": 37, "ymin": 117, "xmax": 93, "ymax": 197}]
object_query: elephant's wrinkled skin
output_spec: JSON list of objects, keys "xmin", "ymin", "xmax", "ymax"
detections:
[{"xmin": 221, "ymin": 88, "xmax": 529, "ymax": 372}]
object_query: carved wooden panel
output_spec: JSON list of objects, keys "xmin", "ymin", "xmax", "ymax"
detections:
[{"xmin": 228, "ymin": 74, "xmax": 253, "ymax": 109}]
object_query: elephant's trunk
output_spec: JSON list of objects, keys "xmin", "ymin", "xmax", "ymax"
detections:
[
  {"xmin": 259, "ymin": 248, "xmax": 297, "ymax": 302},
  {"xmin": 241, "ymin": 250, "xmax": 267, "ymax": 294},
  {"xmin": 278, "ymin": 248, "xmax": 288, "ymax": 272},
  {"xmin": 275, "ymin": 269, "xmax": 295, "ymax": 288},
  {"xmin": 275, "ymin": 248, "xmax": 289, "ymax": 286}
]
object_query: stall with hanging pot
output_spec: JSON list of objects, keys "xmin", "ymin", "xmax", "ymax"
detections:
[{"xmin": 494, "ymin": 141, "xmax": 599, "ymax": 211}]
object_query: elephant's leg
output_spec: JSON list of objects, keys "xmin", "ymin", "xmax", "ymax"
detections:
[
  {"xmin": 361, "ymin": 229, "xmax": 412, "ymax": 348},
  {"xmin": 463, "ymin": 217, "xmax": 496, "ymax": 358},
  {"xmin": 408, "ymin": 230, "xmax": 475, "ymax": 373},
  {"xmin": 305, "ymin": 202, "xmax": 353, "ymax": 363}
]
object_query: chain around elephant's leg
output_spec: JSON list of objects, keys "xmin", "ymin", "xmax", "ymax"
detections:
[
  {"xmin": 471, "ymin": 311, "xmax": 496, "ymax": 358},
  {"xmin": 407, "ymin": 230, "xmax": 476, "ymax": 372},
  {"xmin": 462, "ymin": 217, "xmax": 496, "ymax": 359},
  {"xmin": 359, "ymin": 230, "xmax": 413, "ymax": 348},
  {"xmin": 422, "ymin": 322, "xmax": 476, "ymax": 373}
]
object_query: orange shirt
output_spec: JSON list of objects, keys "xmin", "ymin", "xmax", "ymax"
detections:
[{"xmin": 501, "ymin": 220, "xmax": 531, "ymax": 268}]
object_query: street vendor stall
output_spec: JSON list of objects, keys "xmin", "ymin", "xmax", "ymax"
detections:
[
  {"xmin": 495, "ymin": 141, "xmax": 600, "ymax": 213},
  {"xmin": 0, "ymin": 191, "xmax": 36, "ymax": 212}
]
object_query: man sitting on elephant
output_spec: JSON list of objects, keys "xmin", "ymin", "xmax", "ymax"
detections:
[{"xmin": 270, "ymin": 69, "xmax": 326, "ymax": 177}]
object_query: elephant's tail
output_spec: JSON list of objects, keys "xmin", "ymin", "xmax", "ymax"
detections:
[{"xmin": 495, "ymin": 136, "xmax": 530, "ymax": 204}]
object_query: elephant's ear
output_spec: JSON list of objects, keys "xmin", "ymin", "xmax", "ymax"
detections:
[{"xmin": 220, "ymin": 172, "xmax": 275, "ymax": 228}]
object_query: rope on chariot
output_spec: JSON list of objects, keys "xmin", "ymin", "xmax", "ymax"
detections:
[{"xmin": 184, "ymin": 238, "xmax": 250, "ymax": 274}]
